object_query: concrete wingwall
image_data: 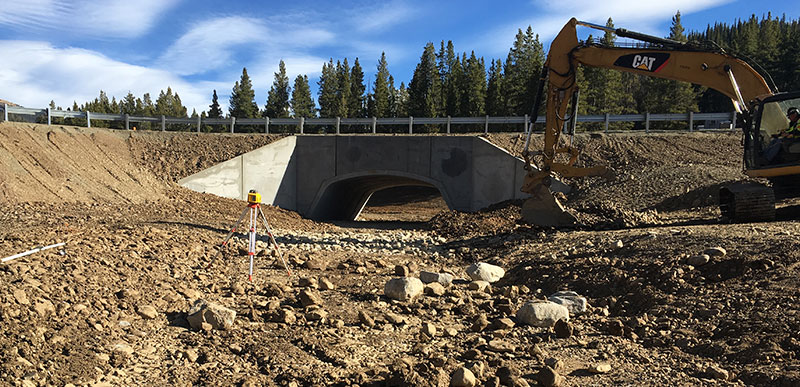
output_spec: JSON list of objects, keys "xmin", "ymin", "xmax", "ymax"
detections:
[{"xmin": 179, "ymin": 135, "xmax": 542, "ymax": 221}]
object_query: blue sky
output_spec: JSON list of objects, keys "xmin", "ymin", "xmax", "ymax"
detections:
[{"xmin": 0, "ymin": 0, "xmax": 795, "ymax": 114}]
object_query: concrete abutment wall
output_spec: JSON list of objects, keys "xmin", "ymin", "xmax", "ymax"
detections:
[{"xmin": 179, "ymin": 135, "xmax": 536, "ymax": 220}]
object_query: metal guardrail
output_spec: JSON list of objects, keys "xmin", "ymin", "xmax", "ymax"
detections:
[{"xmin": 0, "ymin": 102, "xmax": 736, "ymax": 134}]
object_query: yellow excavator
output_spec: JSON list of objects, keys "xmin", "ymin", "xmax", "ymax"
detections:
[{"xmin": 521, "ymin": 18, "xmax": 800, "ymax": 227}]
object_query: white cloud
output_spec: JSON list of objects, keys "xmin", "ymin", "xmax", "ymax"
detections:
[
  {"xmin": 0, "ymin": 40, "xmax": 218, "ymax": 113},
  {"xmin": 475, "ymin": 0, "xmax": 733, "ymax": 56},
  {"xmin": 157, "ymin": 15, "xmax": 335, "ymax": 76},
  {"xmin": 0, "ymin": 0, "xmax": 181, "ymax": 38},
  {"xmin": 352, "ymin": 1, "xmax": 418, "ymax": 33}
]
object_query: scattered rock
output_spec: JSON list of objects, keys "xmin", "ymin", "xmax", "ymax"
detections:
[
  {"xmin": 535, "ymin": 366, "xmax": 563, "ymax": 387},
  {"xmin": 607, "ymin": 319, "xmax": 625, "ymax": 336},
  {"xmin": 444, "ymin": 327, "xmax": 458, "ymax": 337},
  {"xmin": 385, "ymin": 312, "xmax": 406, "ymax": 325},
  {"xmin": 471, "ymin": 314, "xmax": 490, "ymax": 332},
  {"xmin": 187, "ymin": 300, "xmax": 236, "ymax": 330},
  {"xmin": 421, "ymin": 323, "xmax": 437, "ymax": 337},
  {"xmin": 491, "ymin": 317, "xmax": 515, "ymax": 330},
  {"xmin": 554, "ymin": 319, "xmax": 573, "ymax": 338},
  {"xmin": 420, "ymin": 271, "xmax": 454, "ymax": 286},
  {"xmin": 703, "ymin": 247, "xmax": 727, "ymax": 257},
  {"xmin": 450, "ymin": 367, "xmax": 477, "ymax": 387},
  {"xmin": 466, "ymin": 360, "xmax": 485, "ymax": 378},
  {"xmin": 545, "ymin": 357, "xmax": 564, "ymax": 372},
  {"xmin": 589, "ymin": 363, "xmax": 612, "ymax": 374},
  {"xmin": 466, "ymin": 262, "xmax": 505, "ymax": 283},
  {"xmin": 231, "ymin": 282, "xmax": 245, "ymax": 295},
  {"xmin": 395, "ymin": 265, "xmax": 410, "ymax": 277},
  {"xmin": 468, "ymin": 281, "xmax": 491, "ymax": 292},
  {"xmin": 516, "ymin": 301, "xmax": 569, "ymax": 327},
  {"xmin": 548, "ymin": 291, "xmax": 588, "ymax": 315},
  {"xmin": 34, "ymin": 300, "xmax": 55, "ymax": 317},
  {"xmin": 298, "ymin": 277, "xmax": 318, "ymax": 288},
  {"xmin": 184, "ymin": 348, "xmax": 199, "ymax": 362},
  {"xmin": 612, "ymin": 240, "xmax": 624, "ymax": 249},
  {"xmin": 688, "ymin": 254, "xmax": 711, "ymax": 266},
  {"xmin": 319, "ymin": 278, "xmax": 335, "ymax": 290},
  {"xmin": 137, "ymin": 305, "xmax": 158, "ymax": 320},
  {"xmin": 298, "ymin": 289, "xmax": 323, "ymax": 307},
  {"xmin": 274, "ymin": 309, "xmax": 296, "ymax": 325},
  {"xmin": 358, "ymin": 310, "xmax": 375, "ymax": 328},
  {"xmin": 13, "ymin": 289, "xmax": 29, "ymax": 305},
  {"xmin": 306, "ymin": 309, "xmax": 328, "ymax": 321},
  {"xmin": 424, "ymin": 282, "xmax": 446, "ymax": 296},
  {"xmin": 384, "ymin": 277, "xmax": 424, "ymax": 301},
  {"xmin": 305, "ymin": 258, "xmax": 328, "ymax": 270},
  {"xmin": 706, "ymin": 365, "xmax": 729, "ymax": 380},
  {"xmin": 487, "ymin": 339, "xmax": 515, "ymax": 353}
]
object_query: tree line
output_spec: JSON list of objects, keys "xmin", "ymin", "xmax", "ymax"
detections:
[{"xmin": 52, "ymin": 12, "xmax": 800, "ymax": 132}]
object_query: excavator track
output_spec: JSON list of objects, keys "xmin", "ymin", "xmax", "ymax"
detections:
[{"xmin": 719, "ymin": 182, "xmax": 776, "ymax": 222}]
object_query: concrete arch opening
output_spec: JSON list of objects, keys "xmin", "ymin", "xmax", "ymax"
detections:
[{"xmin": 307, "ymin": 172, "xmax": 452, "ymax": 221}]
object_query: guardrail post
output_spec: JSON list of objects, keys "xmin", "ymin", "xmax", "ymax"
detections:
[
  {"xmin": 161, "ymin": 115, "xmax": 166, "ymax": 131},
  {"xmin": 645, "ymin": 112, "xmax": 650, "ymax": 133},
  {"xmin": 231, "ymin": 117, "xmax": 236, "ymax": 133},
  {"xmin": 125, "ymin": 114, "xmax": 130, "ymax": 130},
  {"xmin": 46, "ymin": 108, "xmax": 51, "ymax": 125},
  {"xmin": 523, "ymin": 114, "xmax": 528, "ymax": 133},
  {"xmin": 731, "ymin": 111, "xmax": 736, "ymax": 130},
  {"xmin": 336, "ymin": 117, "xmax": 340, "ymax": 134},
  {"xmin": 2, "ymin": 103, "xmax": 6, "ymax": 121},
  {"xmin": 196, "ymin": 115, "xmax": 201, "ymax": 132},
  {"xmin": 688, "ymin": 111, "xmax": 694, "ymax": 132},
  {"xmin": 86, "ymin": 111, "xmax": 91, "ymax": 128},
  {"xmin": 447, "ymin": 116, "xmax": 451, "ymax": 134},
  {"xmin": 409, "ymin": 116, "xmax": 413, "ymax": 134},
  {"xmin": 300, "ymin": 117, "xmax": 305, "ymax": 134},
  {"xmin": 265, "ymin": 117, "xmax": 270, "ymax": 134},
  {"xmin": 484, "ymin": 115, "xmax": 489, "ymax": 134},
  {"xmin": 604, "ymin": 113, "xmax": 610, "ymax": 132},
  {"xmin": 372, "ymin": 117, "xmax": 377, "ymax": 134}
]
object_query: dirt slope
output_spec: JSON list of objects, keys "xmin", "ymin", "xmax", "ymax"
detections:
[{"xmin": 0, "ymin": 122, "xmax": 168, "ymax": 203}]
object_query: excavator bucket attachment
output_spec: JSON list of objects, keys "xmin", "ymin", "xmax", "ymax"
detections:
[{"xmin": 521, "ymin": 184, "xmax": 578, "ymax": 227}]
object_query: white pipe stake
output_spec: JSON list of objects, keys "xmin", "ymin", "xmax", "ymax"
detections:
[{"xmin": 2, "ymin": 242, "xmax": 66, "ymax": 263}]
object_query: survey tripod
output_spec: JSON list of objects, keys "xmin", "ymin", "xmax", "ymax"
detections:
[{"xmin": 210, "ymin": 190, "xmax": 292, "ymax": 280}]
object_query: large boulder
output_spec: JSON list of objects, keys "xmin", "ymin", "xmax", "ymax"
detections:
[
  {"xmin": 420, "ymin": 271, "xmax": 454, "ymax": 286},
  {"xmin": 384, "ymin": 277, "xmax": 424, "ymax": 301},
  {"xmin": 187, "ymin": 300, "xmax": 236, "ymax": 330},
  {"xmin": 466, "ymin": 262, "xmax": 505, "ymax": 283},
  {"xmin": 516, "ymin": 301, "xmax": 569, "ymax": 327},
  {"xmin": 548, "ymin": 291, "xmax": 588, "ymax": 315}
]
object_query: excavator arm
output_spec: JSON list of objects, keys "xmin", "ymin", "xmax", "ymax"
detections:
[{"xmin": 521, "ymin": 17, "xmax": 774, "ymax": 227}]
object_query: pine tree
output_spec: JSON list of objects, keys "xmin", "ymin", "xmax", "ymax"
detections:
[
  {"xmin": 462, "ymin": 52, "xmax": 486, "ymax": 117},
  {"xmin": 208, "ymin": 90, "xmax": 223, "ymax": 118},
  {"xmin": 318, "ymin": 59, "xmax": 340, "ymax": 118},
  {"xmin": 486, "ymin": 59, "xmax": 505, "ymax": 116},
  {"xmin": 409, "ymin": 43, "xmax": 443, "ymax": 122},
  {"xmin": 229, "ymin": 67, "xmax": 259, "ymax": 119},
  {"xmin": 265, "ymin": 60, "xmax": 291, "ymax": 118},
  {"xmin": 371, "ymin": 52, "xmax": 391, "ymax": 118},
  {"xmin": 349, "ymin": 58, "xmax": 366, "ymax": 118},
  {"xmin": 291, "ymin": 75, "xmax": 315, "ymax": 118},
  {"xmin": 504, "ymin": 27, "xmax": 545, "ymax": 115},
  {"xmin": 336, "ymin": 59, "xmax": 351, "ymax": 117}
]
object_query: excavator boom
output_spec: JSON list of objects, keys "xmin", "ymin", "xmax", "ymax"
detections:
[{"xmin": 521, "ymin": 17, "xmax": 775, "ymax": 227}]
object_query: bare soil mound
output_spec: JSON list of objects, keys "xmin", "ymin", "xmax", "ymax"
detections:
[
  {"xmin": 0, "ymin": 122, "xmax": 168, "ymax": 203},
  {"xmin": 127, "ymin": 131, "xmax": 285, "ymax": 182},
  {"xmin": 429, "ymin": 132, "xmax": 746, "ymax": 239}
]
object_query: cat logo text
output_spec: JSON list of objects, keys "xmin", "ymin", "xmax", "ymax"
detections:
[{"xmin": 613, "ymin": 52, "xmax": 670, "ymax": 73}]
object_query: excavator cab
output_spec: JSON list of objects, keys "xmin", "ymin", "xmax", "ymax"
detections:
[{"xmin": 747, "ymin": 93, "xmax": 800, "ymax": 168}]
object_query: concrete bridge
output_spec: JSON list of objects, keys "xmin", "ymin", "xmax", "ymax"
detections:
[{"xmin": 179, "ymin": 135, "xmax": 551, "ymax": 220}]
